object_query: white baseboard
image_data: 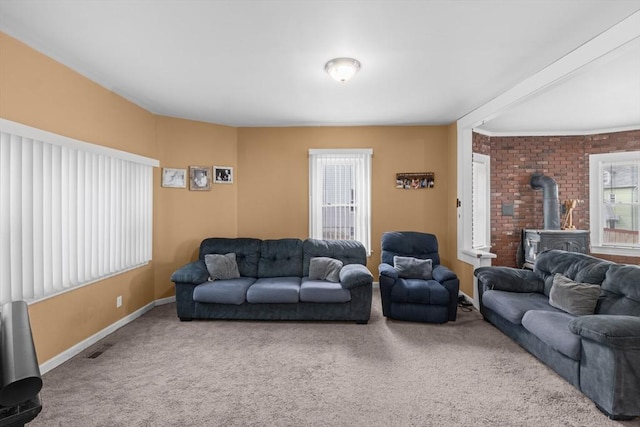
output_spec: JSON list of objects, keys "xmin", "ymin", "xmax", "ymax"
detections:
[
  {"xmin": 39, "ymin": 297, "xmax": 173, "ymax": 374},
  {"xmin": 155, "ymin": 295, "xmax": 176, "ymax": 305}
]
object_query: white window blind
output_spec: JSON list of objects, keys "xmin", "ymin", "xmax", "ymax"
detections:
[
  {"xmin": 0, "ymin": 119, "xmax": 158, "ymax": 305},
  {"xmin": 309, "ymin": 149, "xmax": 372, "ymax": 254},
  {"xmin": 472, "ymin": 153, "xmax": 490, "ymax": 250}
]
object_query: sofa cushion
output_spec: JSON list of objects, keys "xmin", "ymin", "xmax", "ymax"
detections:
[
  {"xmin": 522, "ymin": 310, "xmax": 582, "ymax": 360},
  {"xmin": 549, "ymin": 274, "xmax": 601, "ymax": 316},
  {"xmin": 534, "ymin": 249, "xmax": 612, "ymax": 296},
  {"xmin": 308, "ymin": 257, "xmax": 343, "ymax": 283},
  {"xmin": 302, "ymin": 239, "xmax": 366, "ymax": 276},
  {"xmin": 246, "ymin": 277, "xmax": 301, "ymax": 303},
  {"xmin": 193, "ymin": 277, "xmax": 256, "ymax": 305},
  {"xmin": 391, "ymin": 278, "xmax": 449, "ymax": 306},
  {"xmin": 257, "ymin": 239, "xmax": 304, "ymax": 278},
  {"xmin": 300, "ymin": 278, "xmax": 351, "ymax": 303},
  {"xmin": 204, "ymin": 253, "xmax": 240, "ymax": 281},
  {"xmin": 380, "ymin": 231, "xmax": 440, "ymax": 267},
  {"xmin": 393, "ymin": 256, "xmax": 432, "ymax": 280},
  {"xmin": 199, "ymin": 238, "xmax": 261, "ymax": 277},
  {"xmin": 482, "ymin": 290, "xmax": 561, "ymax": 324},
  {"xmin": 598, "ymin": 264, "xmax": 640, "ymax": 316}
]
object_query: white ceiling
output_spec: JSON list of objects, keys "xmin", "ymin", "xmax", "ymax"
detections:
[{"xmin": 1, "ymin": 0, "xmax": 639, "ymax": 133}]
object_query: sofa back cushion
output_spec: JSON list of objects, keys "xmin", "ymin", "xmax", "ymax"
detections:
[
  {"xmin": 380, "ymin": 231, "xmax": 440, "ymax": 267},
  {"xmin": 258, "ymin": 239, "xmax": 304, "ymax": 278},
  {"xmin": 534, "ymin": 250, "xmax": 613, "ymax": 296},
  {"xmin": 597, "ymin": 264, "xmax": 640, "ymax": 316},
  {"xmin": 302, "ymin": 239, "xmax": 366, "ymax": 276},
  {"xmin": 199, "ymin": 238, "xmax": 261, "ymax": 277}
]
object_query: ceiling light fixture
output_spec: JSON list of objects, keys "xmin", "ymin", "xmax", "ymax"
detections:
[{"xmin": 325, "ymin": 57, "xmax": 361, "ymax": 82}]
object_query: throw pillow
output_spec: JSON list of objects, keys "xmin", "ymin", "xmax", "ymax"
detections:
[
  {"xmin": 393, "ymin": 256, "xmax": 432, "ymax": 280},
  {"xmin": 205, "ymin": 253, "xmax": 241, "ymax": 281},
  {"xmin": 549, "ymin": 273, "xmax": 601, "ymax": 316},
  {"xmin": 308, "ymin": 257, "xmax": 343, "ymax": 283}
]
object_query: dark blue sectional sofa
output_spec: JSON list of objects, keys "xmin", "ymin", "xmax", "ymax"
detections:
[
  {"xmin": 171, "ymin": 237, "xmax": 373, "ymax": 324},
  {"xmin": 475, "ymin": 250, "xmax": 640, "ymax": 420}
]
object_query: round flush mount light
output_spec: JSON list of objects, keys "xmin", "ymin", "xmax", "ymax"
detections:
[{"xmin": 325, "ymin": 57, "xmax": 361, "ymax": 82}]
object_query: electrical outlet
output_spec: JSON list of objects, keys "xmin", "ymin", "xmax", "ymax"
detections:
[{"xmin": 116, "ymin": 295, "xmax": 122, "ymax": 308}]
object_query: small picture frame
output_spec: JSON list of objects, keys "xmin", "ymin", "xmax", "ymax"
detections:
[
  {"xmin": 161, "ymin": 168, "xmax": 187, "ymax": 188},
  {"xmin": 189, "ymin": 166, "xmax": 212, "ymax": 191},
  {"xmin": 214, "ymin": 166, "xmax": 233, "ymax": 184}
]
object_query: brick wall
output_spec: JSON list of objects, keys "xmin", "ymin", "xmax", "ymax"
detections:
[{"xmin": 474, "ymin": 129, "xmax": 640, "ymax": 267}]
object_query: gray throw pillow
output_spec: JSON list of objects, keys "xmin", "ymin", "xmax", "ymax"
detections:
[
  {"xmin": 308, "ymin": 257, "xmax": 343, "ymax": 283},
  {"xmin": 393, "ymin": 256, "xmax": 432, "ymax": 280},
  {"xmin": 549, "ymin": 273, "xmax": 601, "ymax": 316},
  {"xmin": 205, "ymin": 253, "xmax": 241, "ymax": 281}
]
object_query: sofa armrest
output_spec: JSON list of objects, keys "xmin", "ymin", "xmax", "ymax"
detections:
[
  {"xmin": 170, "ymin": 261, "xmax": 209, "ymax": 284},
  {"xmin": 340, "ymin": 264, "xmax": 373, "ymax": 289},
  {"xmin": 433, "ymin": 265, "xmax": 456, "ymax": 282},
  {"xmin": 569, "ymin": 315, "xmax": 640, "ymax": 350},
  {"xmin": 378, "ymin": 263, "xmax": 398, "ymax": 280},
  {"xmin": 474, "ymin": 266, "xmax": 543, "ymax": 293}
]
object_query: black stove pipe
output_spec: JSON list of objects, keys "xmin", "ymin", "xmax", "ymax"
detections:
[{"xmin": 530, "ymin": 173, "xmax": 560, "ymax": 230}]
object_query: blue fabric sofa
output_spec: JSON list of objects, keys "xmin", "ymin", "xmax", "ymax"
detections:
[
  {"xmin": 170, "ymin": 237, "xmax": 373, "ymax": 324},
  {"xmin": 475, "ymin": 250, "xmax": 640, "ymax": 420}
]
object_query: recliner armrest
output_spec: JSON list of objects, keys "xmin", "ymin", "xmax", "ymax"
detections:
[
  {"xmin": 474, "ymin": 266, "xmax": 543, "ymax": 293},
  {"xmin": 433, "ymin": 265, "xmax": 456, "ymax": 282},
  {"xmin": 569, "ymin": 315, "xmax": 640, "ymax": 350},
  {"xmin": 170, "ymin": 261, "xmax": 209, "ymax": 284},
  {"xmin": 378, "ymin": 263, "xmax": 398, "ymax": 280},
  {"xmin": 340, "ymin": 264, "xmax": 373, "ymax": 289}
]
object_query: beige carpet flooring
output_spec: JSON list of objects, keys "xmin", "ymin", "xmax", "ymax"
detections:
[{"xmin": 32, "ymin": 292, "xmax": 640, "ymax": 427}]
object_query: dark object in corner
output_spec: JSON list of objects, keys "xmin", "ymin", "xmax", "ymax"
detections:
[{"xmin": 0, "ymin": 301, "xmax": 43, "ymax": 426}]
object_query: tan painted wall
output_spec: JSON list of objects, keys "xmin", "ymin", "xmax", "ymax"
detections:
[
  {"xmin": 237, "ymin": 126, "xmax": 454, "ymax": 272},
  {"xmin": 1, "ymin": 31, "xmax": 470, "ymax": 367},
  {"xmin": 0, "ymin": 33, "xmax": 158, "ymax": 363},
  {"xmin": 154, "ymin": 116, "xmax": 238, "ymax": 299}
]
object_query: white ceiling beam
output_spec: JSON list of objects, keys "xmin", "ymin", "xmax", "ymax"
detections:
[
  {"xmin": 455, "ymin": 10, "xmax": 640, "ymax": 266},
  {"xmin": 458, "ymin": 10, "xmax": 640, "ymax": 130}
]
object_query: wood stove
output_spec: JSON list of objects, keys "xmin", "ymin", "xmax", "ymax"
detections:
[{"xmin": 522, "ymin": 229, "xmax": 589, "ymax": 268}]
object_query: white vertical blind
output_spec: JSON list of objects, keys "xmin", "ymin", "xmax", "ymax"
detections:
[
  {"xmin": 309, "ymin": 149, "xmax": 372, "ymax": 254},
  {"xmin": 472, "ymin": 153, "xmax": 490, "ymax": 250},
  {"xmin": 0, "ymin": 119, "xmax": 158, "ymax": 305}
]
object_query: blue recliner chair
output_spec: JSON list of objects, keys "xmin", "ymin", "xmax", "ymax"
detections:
[{"xmin": 378, "ymin": 231, "xmax": 459, "ymax": 323}]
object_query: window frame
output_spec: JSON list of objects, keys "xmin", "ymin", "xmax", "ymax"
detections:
[
  {"xmin": 0, "ymin": 119, "xmax": 158, "ymax": 305},
  {"xmin": 308, "ymin": 148, "xmax": 372, "ymax": 255},
  {"xmin": 472, "ymin": 153, "xmax": 491, "ymax": 251},
  {"xmin": 589, "ymin": 150, "xmax": 640, "ymax": 257}
]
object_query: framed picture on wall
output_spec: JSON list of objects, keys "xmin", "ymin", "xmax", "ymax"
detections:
[
  {"xmin": 189, "ymin": 166, "xmax": 212, "ymax": 191},
  {"xmin": 395, "ymin": 172, "xmax": 435, "ymax": 189},
  {"xmin": 161, "ymin": 168, "xmax": 187, "ymax": 188},
  {"xmin": 214, "ymin": 166, "xmax": 233, "ymax": 184}
]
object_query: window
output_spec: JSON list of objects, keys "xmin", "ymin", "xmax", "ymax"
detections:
[
  {"xmin": 309, "ymin": 149, "xmax": 372, "ymax": 254},
  {"xmin": 472, "ymin": 153, "xmax": 490, "ymax": 250},
  {"xmin": 589, "ymin": 151, "xmax": 639, "ymax": 256},
  {"xmin": 0, "ymin": 119, "xmax": 158, "ymax": 305}
]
